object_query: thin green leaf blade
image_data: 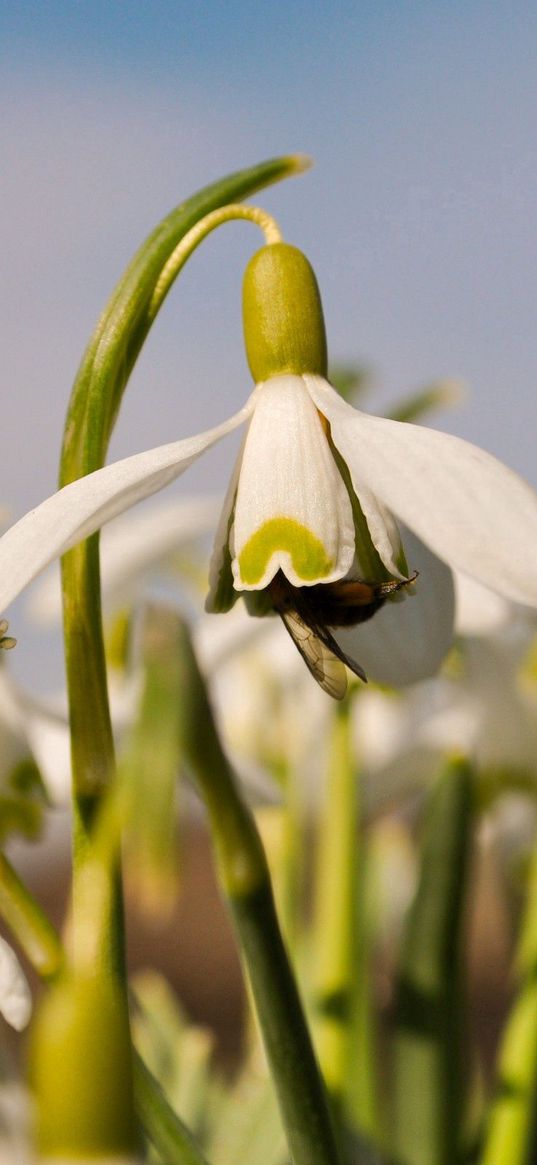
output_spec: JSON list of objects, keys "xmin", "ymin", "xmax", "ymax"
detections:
[{"xmin": 391, "ymin": 757, "xmax": 474, "ymax": 1165}]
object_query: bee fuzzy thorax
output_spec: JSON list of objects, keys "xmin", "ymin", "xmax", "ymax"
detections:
[{"xmin": 267, "ymin": 570, "xmax": 417, "ymax": 699}]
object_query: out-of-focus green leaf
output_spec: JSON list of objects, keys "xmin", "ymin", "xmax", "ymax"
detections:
[
  {"xmin": 206, "ymin": 1062, "xmax": 286, "ymax": 1165},
  {"xmin": 120, "ymin": 606, "xmax": 186, "ymax": 918},
  {"xmin": 132, "ymin": 969, "xmax": 287, "ymax": 1165},
  {"xmin": 132, "ymin": 971, "xmax": 214, "ymax": 1138},
  {"xmin": 386, "ymin": 379, "xmax": 463, "ymax": 424},
  {"xmin": 329, "ymin": 364, "xmax": 371, "ymax": 403},
  {"xmin": 0, "ymin": 758, "xmax": 48, "ymax": 844},
  {"xmin": 310, "ymin": 698, "xmax": 380, "ymax": 1144},
  {"xmin": 391, "ymin": 757, "xmax": 474, "ymax": 1165},
  {"xmin": 175, "ymin": 617, "xmax": 344, "ymax": 1165},
  {"xmin": 133, "ymin": 1049, "xmax": 213, "ymax": 1165}
]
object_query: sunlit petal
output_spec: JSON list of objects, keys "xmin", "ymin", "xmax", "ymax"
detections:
[
  {"xmin": 334, "ymin": 528, "xmax": 455, "ymax": 686},
  {"xmin": 308, "ymin": 377, "xmax": 537, "ymax": 606},
  {"xmin": 304, "ymin": 376, "xmax": 406, "ymax": 577},
  {"xmin": 232, "ymin": 376, "xmax": 354, "ymax": 589},
  {"xmin": 0, "ymin": 402, "xmax": 253, "ymax": 613},
  {"xmin": 454, "ymin": 572, "xmax": 515, "ymax": 635}
]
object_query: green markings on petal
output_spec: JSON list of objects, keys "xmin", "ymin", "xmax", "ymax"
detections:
[{"xmin": 238, "ymin": 518, "xmax": 333, "ymax": 584}]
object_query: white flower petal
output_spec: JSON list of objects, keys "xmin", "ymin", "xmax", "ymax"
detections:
[
  {"xmin": 232, "ymin": 376, "xmax": 355, "ymax": 589},
  {"xmin": 20, "ymin": 695, "xmax": 72, "ymax": 806},
  {"xmin": 308, "ymin": 379, "xmax": 537, "ymax": 606},
  {"xmin": 0, "ymin": 936, "xmax": 31, "ymax": 1030},
  {"xmin": 454, "ymin": 572, "xmax": 515, "ymax": 635},
  {"xmin": 195, "ymin": 596, "xmax": 274, "ymax": 669},
  {"xmin": 303, "ymin": 376, "xmax": 405, "ymax": 577},
  {"xmin": 27, "ymin": 496, "xmax": 220, "ymax": 626},
  {"xmin": 348, "ymin": 479, "xmax": 406, "ymax": 578},
  {"xmin": 0, "ymin": 402, "xmax": 253, "ymax": 613},
  {"xmin": 206, "ymin": 431, "xmax": 247, "ymax": 610},
  {"xmin": 334, "ymin": 528, "xmax": 455, "ymax": 687}
]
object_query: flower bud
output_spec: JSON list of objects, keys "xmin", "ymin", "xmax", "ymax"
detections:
[{"xmin": 243, "ymin": 242, "xmax": 328, "ymax": 382}]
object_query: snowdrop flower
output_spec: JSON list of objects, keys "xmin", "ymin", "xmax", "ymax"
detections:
[{"xmin": 1, "ymin": 242, "xmax": 537, "ymax": 690}]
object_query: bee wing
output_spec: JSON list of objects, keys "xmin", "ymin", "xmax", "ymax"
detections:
[
  {"xmin": 278, "ymin": 607, "xmax": 349, "ymax": 700},
  {"xmin": 315, "ymin": 621, "xmax": 369, "ymax": 687}
]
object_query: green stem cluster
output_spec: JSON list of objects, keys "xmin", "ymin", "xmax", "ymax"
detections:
[
  {"xmin": 176, "ymin": 619, "xmax": 343, "ymax": 1165},
  {"xmin": 480, "ymin": 819, "xmax": 537, "ymax": 1164},
  {"xmin": 391, "ymin": 757, "xmax": 474, "ymax": 1165},
  {"xmin": 32, "ymin": 155, "xmax": 307, "ymax": 1161},
  {"xmin": 312, "ymin": 696, "xmax": 379, "ymax": 1143}
]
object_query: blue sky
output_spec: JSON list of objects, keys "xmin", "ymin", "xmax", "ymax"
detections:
[{"xmin": 2, "ymin": 3, "xmax": 537, "ymax": 558}]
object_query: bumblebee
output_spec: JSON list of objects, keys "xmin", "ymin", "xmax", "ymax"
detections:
[{"xmin": 268, "ymin": 570, "xmax": 417, "ymax": 699}]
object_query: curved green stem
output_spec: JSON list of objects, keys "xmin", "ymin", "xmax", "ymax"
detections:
[
  {"xmin": 59, "ymin": 154, "xmax": 308, "ymax": 946},
  {"xmin": 149, "ymin": 202, "xmax": 283, "ymax": 316},
  {"xmin": 60, "ymin": 153, "xmax": 309, "ymax": 489},
  {"xmin": 59, "ymin": 154, "xmax": 308, "ymax": 803},
  {"xmin": 50, "ymin": 156, "xmax": 306, "ymax": 1158}
]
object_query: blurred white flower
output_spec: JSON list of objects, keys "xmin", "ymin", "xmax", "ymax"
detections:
[
  {"xmin": 26, "ymin": 496, "xmax": 220, "ymax": 628},
  {"xmin": 454, "ymin": 571, "xmax": 525, "ymax": 636},
  {"xmin": 352, "ymin": 610, "xmax": 537, "ymax": 819},
  {"xmin": 202, "ymin": 604, "xmax": 331, "ymax": 804},
  {"xmin": 0, "ymin": 936, "xmax": 31, "ymax": 1031}
]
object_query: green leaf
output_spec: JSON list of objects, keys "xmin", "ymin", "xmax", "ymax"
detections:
[
  {"xmin": 134, "ymin": 1049, "xmax": 213, "ymax": 1165},
  {"xmin": 481, "ymin": 800, "xmax": 537, "ymax": 1165},
  {"xmin": 205, "ymin": 1062, "xmax": 286, "ymax": 1165},
  {"xmin": 386, "ymin": 379, "xmax": 463, "ymax": 425},
  {"xmin": 132, "ymin": 972, "xmax": 216, "ymax": 1145},
  {"xmin": 391, "ymin": 757, "xmax": 474, "ymax": 1165},
  {"xmin": 310, "ymin": 698, "xmax": 380, "ymax": 1145},
  {"xmin": 329, "ymin": 363, "xmax": 371, "ymax": 403},
  {"xmin": 120, "ymin": 606, "xmax": 186, "ymax": 917},
  {"xmin": 175, "ymin": 617, "xmax": 344, "ymax": 1165}
]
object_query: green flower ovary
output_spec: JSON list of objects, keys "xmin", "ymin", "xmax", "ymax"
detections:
[{"xmin": 238, "ymin": 517, "xmax": 334, "ymax": 584}]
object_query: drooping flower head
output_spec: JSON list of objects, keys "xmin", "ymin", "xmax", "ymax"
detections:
[
  {"xmin": 205, "ymin": 239, "xmax": 451, "ymax": 694},
  {"xmin": 209, "ymin": 243, "xmax": 410, "ymax": 611},
  {"xmin": 1, "ymin": 206, "xmax": 537, "ymax": 693}
]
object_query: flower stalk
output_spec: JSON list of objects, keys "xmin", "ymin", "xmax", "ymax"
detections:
[
  {"xmin": 391, "ymin": 756, "xmax": 474, "ymax": 1165},
  {"xmin": 39, "ymin": 155, "xmax": 306, "ymax": 1158},
  {"xmin": 176, "ymin": 615, "xmax": 343, "ymax": 1165},
  {"xmin": 480, "ymin": 808, "xmax": 537, "ymax": 1165},
  {"xmin": 311, "ymin": 694, "xmax": 380, "ymax": 1144}
]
